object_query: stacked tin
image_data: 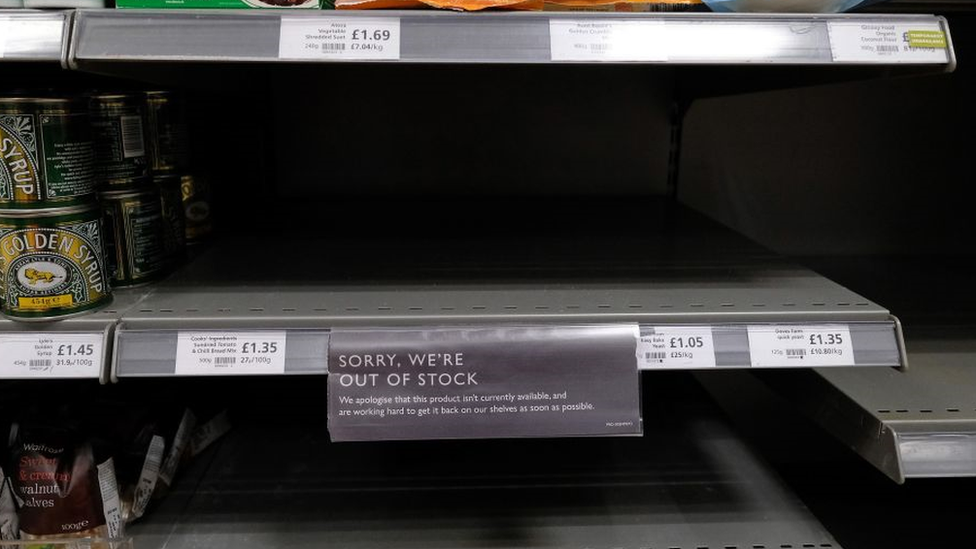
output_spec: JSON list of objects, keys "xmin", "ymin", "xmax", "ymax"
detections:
[{"xmin": 0, "ymin": 96, "xmax": 112, "ymax": 320}]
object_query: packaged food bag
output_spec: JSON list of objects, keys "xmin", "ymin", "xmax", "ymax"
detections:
[
  {"xmin": 702, "ymin": 0, "xmax": 881, "ymax": 12},
  {"xmin": 336, "ymin": 0, "xmax": 542, "ymax": 10}
]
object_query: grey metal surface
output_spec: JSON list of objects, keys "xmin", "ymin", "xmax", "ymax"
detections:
[
  {"xmin": 70, "ymin": 10, "xmax": 953, "ymax": 66},
  {"xmin": 0, "ymin": 10, "xmax": 68, "ymax": 62},
  {"xmin": 0, "ymin": 287, "xmax": 150, "ymax": 382},
  {"xmin": 129, "ymin": 391, "xmax": 843, "ymax": 549},
  {"xmin": 761, "ymin": 325, "xmax": 976, "ymax": 482}
]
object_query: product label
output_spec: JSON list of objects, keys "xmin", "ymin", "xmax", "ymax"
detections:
[
  {"xmin": 175, "ymin": 331, "xmax": 288, "ymax": 376},
  {"xmin": 41, "ymin": 113, "xmax": 96, "ymax": 199},
  {"xmin": 747, "ymin": 324, "xmax": 855, "ymax": 367},
  {"xmin": 637, "ymin": 326, "xmax": 716, "ymax": 369},
  {"xmin": 131, "ymin": 435, "xmax": 165, "ymax": 520},
  {"xmin": 278, "ymin": 17, "xmax": 401, "ymax": 61},
  {"xmin": 0, "ymin": 223, "xmax": 110, "ymax": 315},
  {"xmin": 189, "ymin": 410, "xmax": 232, "ymax": 457},
  {"xmin": 91, "ymin": 106, "xmax": 148, "ymax": 182},
  {"xmin": 328, "ymin": 325, "xmax": 642, "ymax": 442},
  {"xmin": 828, "ymin": 22, "xmax": 949, "ymax": 63},
  {"xmin": 157, "ymin": 179, "xmax": 186, "ymax": 262},
  {"xmin": 158, "ymin": 409, "xmax": 196, "ymax": 486},
  {"xmin": 96, "ymin": 459, "xmax": 123, "ymax": 539},
  {"xmin": 110, "ymin": 195, "xmax": 166, "ymax": 282},
  {"xmin": 0, "ymin": 333, "xmax": 103, "ymax": 378},
  {"xmin": 549, "ymin": 20, "xmax": 667, "ymax": 62},
  {"xmin": 0, "ymin": 114, "xmax": 41, "ymax": 203}
]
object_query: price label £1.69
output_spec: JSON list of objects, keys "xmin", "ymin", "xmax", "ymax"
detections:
[
  {"xmin": 175, "ymin": 331, "xmax": 288, "ymax": 376},
  {"xmin": 279, "ymin": 17, "xmax": 401, "ymax": 61},
  {"xmin": 0, "ymin": 333, "xmax": 104, "ymax": 378}
]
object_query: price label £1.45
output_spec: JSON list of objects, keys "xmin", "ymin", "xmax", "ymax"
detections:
[{"xmin": 0, "ymin": 333, "xmax": 104, "ymax": 378}]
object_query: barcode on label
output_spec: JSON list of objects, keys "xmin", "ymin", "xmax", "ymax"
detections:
[
  {"xmin": 120, "ymin": 115, "xmax": 145, "ymax": 159},
  {"xmin": 215, "ymin": 357, "xmax": 237, "ymax": 365},
  {"xmin": 786, "ymin": 349, "xmax": 807, "ymax": 357},
  {"xmin": 590, "ymin": 43, "xmax": 610, "ymax": 52},
  {"xmin": 323, "ymin": 43, "xmax": 346, "ymax": 52},
  {"xmin": 29, "ymin": 359, "xmax": 51, "ymax": 368},
  {"xmin": 877, "ymin": 45, "xmax": 900, "ymax": 53},
  {"xmin": 644, "ymin": 352, "xmax": 666, "ymax": 361}
]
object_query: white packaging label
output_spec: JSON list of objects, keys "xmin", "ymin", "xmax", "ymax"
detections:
[
  {"xmin": 96, "ymin": 458, "xmax": 123, "ymax": 539},
  {"xmin": 159, "ymin": 409, "xmax": 196, "ymax": 486},
  {"xmin": 550, "ymin": 20, "xmax": 667, "ymax": 62},
  {"xmin": 279, "ymin": 17, "xmax": 400, "ymax": 61},
  {"xmin": 747, "ymin": 324, "xmax": 854, "ymax": 367},
  {"xmin": 0, "ymin": 333, "xmax": 102, "ymax": 378},
  {"xmin": 637, "ymin": 326, "xmax": 716, "ymax": 369},
  {"xmin": 175, "ymin": 331, "xmax": 287, "ymax": 376},
  {"xmin": 828, "ymin": 22, "xmax": 948, "ymax": 64},
  {"xmin": 131, "ymin": 435, "xmax": 165, "ymax": 519}
]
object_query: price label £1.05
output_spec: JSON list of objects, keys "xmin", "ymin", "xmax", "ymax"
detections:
[
  {"xmin": 0, "ymin": 333, "xmax": 104, "ymax": 378},
  {"xmin": 637, "ymin": 326, "xmax": 716, "ymax": 369}
]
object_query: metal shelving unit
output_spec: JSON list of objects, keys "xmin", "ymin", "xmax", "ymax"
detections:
[
  {"xmin": 0, "ymin": 10, "xmax": 70, "ymax": 62},
  {"xmin": 761, "ymin": 325, "xmax": 976, "ymax": 483},
  {"xmin": 68, "ymin": 10, "xmax": 955, "ymax": 68},
  {"xmin": 130, "ymin": 381, "xmax": 844, "ymax": 549}
]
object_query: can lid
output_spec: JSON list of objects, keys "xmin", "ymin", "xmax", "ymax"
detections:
[
  {"xmin": 144, "ymin": 90, "xmax": 173, "ymax": 98},
  {"xmin": 0, "ymin": 96, "xmax": 86, "ymax": 107},
  {"xmin": 152, "ymin": 173, "xmax": 182, "ymax": 184},
  {"xmin": 87, "ymin": 91, "xmax": 143, "ymax": 102},
  {"xmin": 99, "ymin": 187, "xmax": 158, "ymax": 199},
  {"xmin": 0, "ymin": 203, "xmax": 98, "ymax": 219}
]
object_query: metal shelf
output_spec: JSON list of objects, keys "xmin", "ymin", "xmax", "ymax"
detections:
[
  {"xmin": 0, "ymin": 288, "xmax": 150, "ymax": 382},
  {"xmin": 111, "ymin": 201, "xmax": 903, "ymax": 378},
  {"xmin": 0, "ymin": 10, "xmax": 70, "ymax": 62},
  {"xmin": 761, "ymin": 325, "xmax": 976, "ymax": 483},
  {"xmin": 129, "ymin": 378, "xmax": 844, "ymax": 549},
  {"xmin": 69, "ymin": 10, "xmax": 954, "ymax": 68}
]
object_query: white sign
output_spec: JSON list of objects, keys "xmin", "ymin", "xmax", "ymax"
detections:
[
  {"xmin": 828, "ymin": 22, "xmax": 948, "ymax": 64},
  {"xmin": 175, "ymin": 331, "xmax": 287, "ymax": 376},
  {"xmin": 279, "ymin": 17, "xmax": 400, "ymax": 61},
  {"xmin": 748, "ymin": 324, "xmax": 854, "ymax": 367},
  {"xmin": 550, "ymin": 20, "xmax": 667, "ymax": 62},
  {"xmin": 0, "ymin": 333, "xmax": 103, "ymax": 378},
  {"xmin": 637, "ymin": 326, "xmax": 716, "ymax": 369}
]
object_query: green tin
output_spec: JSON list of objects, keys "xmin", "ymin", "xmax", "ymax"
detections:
[
  {"xmin": 144, "ymin": 91, "xmax": 190, "ymax": 174},
  {"xmin": 0, "ymin": 204, "xmax": 112, "ymax": 320},
  {"xmin": 100, "ymin": 187, "xmax": 168, "ymax": 287},
  {"xmin": 153, "ymin": 174, "xmax": 187, "ymax": 269},
  {"xmin": 89, "ymin": 92, "xmax": 150, "ymax": 187},
  {"xmin": 0, "ymin": 97, "xmax": 97, "ymax": 209}
]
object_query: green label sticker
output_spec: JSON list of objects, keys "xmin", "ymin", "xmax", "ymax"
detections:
[{"xmin": 907, "ymin": 30, "xmax": 947, "ymax": 49}]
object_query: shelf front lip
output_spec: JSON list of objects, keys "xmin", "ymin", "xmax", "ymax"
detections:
[
  {"xmin": 0, "ymin": 10, "xmax": 69, "ymax": 62},
  {"xmin": 70, "ymin": 10, "xmax": 954, "ymax": 68},
  {"xmin": 112, "ymin": 318, "xmax": 901, "ymax": 378}
]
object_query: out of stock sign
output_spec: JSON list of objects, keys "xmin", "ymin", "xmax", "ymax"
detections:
[{"xmin": 327, "ymin": 325, "xmax": 642, "ymax": 441}]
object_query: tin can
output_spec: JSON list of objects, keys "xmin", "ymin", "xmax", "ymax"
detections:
[
  {"xmin": 99, "ymin": 188, "xmax": 168, "ymax": 287},
  {"xmin": 144, "ymin": 91, "xmax": 189, "ymax": 174},
  {"xmin": 153, "ymin": 174, "xmax": 187, "ymax": 268},
  {"xmin": 180, "ymin": 174, "xmax": 212, "ymax": 243},
  {"xmin": 0, "ymin": 97, "xmax": 97, "ymax": 209},
  {"xmin": 89, "ymin": 93, "xmax": 149, "ymax": 187},
  {"xmin": 0, "ymin": 205, "xmax": 111, "ymax": 320}
]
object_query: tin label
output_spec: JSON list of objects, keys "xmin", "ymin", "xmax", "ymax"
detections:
[
  {"xmin": 92, "ymin": 105, "xmax": 148, "ymax": 183},
  {"xmin": 0, "ymin": 112, "xmax": 95, "ymax": 205},
  {"xmin": 0, "ymin": 221, "xmax": 109, "ymax": 317},
  {"xmin": 124, "ymin": 199, "xmax": 166, "ymax": 278}
]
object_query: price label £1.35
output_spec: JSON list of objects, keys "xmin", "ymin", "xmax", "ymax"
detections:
[{"xmin": 175, "ymin": 331, "xmax": 288, "ymax": 376}]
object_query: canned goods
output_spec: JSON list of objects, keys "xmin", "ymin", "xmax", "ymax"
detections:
[
  {"xmin": 180, "ymin": 174, "xmax": 212, "ymax": 243},
  {"xmin": 100, "ymin": 187, "xmax": 168, "ymax": 287},
  {"xmin": 144, "ymin": 91, "xmax": 189, "ymax": 174},
  {"xmin": 0, "ymin": 205, "xmax": 111, "ymax": 320},
  {"xmin": 89, "ymin": 93, "xmax": 149, "ymax": 187},
  {"xmin": 0, "ymin": 97, "xmax": 96, "ymax": 209},
  {"xmin": 153, "ymin": 174, "xmax": 187, "ymax": 267}
]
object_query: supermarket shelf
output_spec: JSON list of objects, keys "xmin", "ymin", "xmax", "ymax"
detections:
[
  {"xmin": 70, "ymin": 10, "xmax": 955, "ymax": 68},
  {"xmin": 130, "ymin": 376, "xmax": 843, "ymax": 549},
  {"xmin": 759, "ymin": 325, "xmax": 976, "ymax": 483},
  {"xmin": 0, "ymin": 288, "xmax": 149, "ymax": 382},
  {"xmin": 0, "ymin": 10, "xmax": 70, "ymax": 62},
  {"xmin": 111, "ymin": 200, "xmax": 902, "ymax": 378}
]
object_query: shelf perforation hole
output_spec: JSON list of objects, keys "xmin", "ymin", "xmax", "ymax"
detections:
[
  {"xmin": 250, "ymin": 308, "xmax": 264, "ymax": 313},
  {"xmin": 780, "ymin": 545, "xmax": 794, "ymax": 549},
  {"xmin": 803, "ymin": 545, "xmax": 816, "ymax": 548},
  {"xmin": 628, "ymin": 304, "xmax": 643, "ymax": 309},
  {"xmin": 659, "ymin": 305, "xmax": 674, "ymax": 309},
  {"xmin": 920, "ymin": 409, "xmax": 933, "ymax": 413},
  {"xmin": 855, "ymin": 302, "xmax": 869, "ymax": 307},
  {"xmin": 408, "ymin": 307, "xmax": 423, "ymax": 311},
  {"xmin": 947, "ymin": 408, "xmax": 960, "ymax": 413},
  {"xmin": 185, "ymin": 308, "xmax": 199, "ymax": 313},
  {"xmin": 218, "ymin": 308, "xmax": 231, "ymax": 312},
  {"xmin": 159, "ymin": 309, "xmax": 173, "ymax": 313},
  {"xmin": 440, "ymin": 306, "xmax": 456, "ymax": 311},
  {"xmin": 139, "ymin": 309, "xmax": 153, "ymax": 313},
  {"xmin": 690, "ymin": 303, "xmax": 704, "ymax": 308},
  {"xmin": 696, "ymin": 545, "xmax": 708, "ymax": 549},
  {"xmin": 878, "ymin": 409, "xmax": 891, "ymax": 414},
  {"xmin": 752, "ymin": 545, "xmax": 766, "ymax": 549},
  {"xmin": 535, "ymin": 306, "xmax": 550, "ymax": 310},
  {"xmin": 314, "ymin": 308, "xmax": 329, "ymax": 312},
  {"xmin": 820, "ymin": 545, "xmax": 834, "ymax": 548},
  {"xmin": 720, "ymin": 303, "xmax": 734, "ymax": 308},
  {"xmin": 504, "ymin": 306, "xmax": 518, "ymax": 311},
  {"xmin": 811, "ymin": 303, "xmax": 825, "ymax": 307},
  {"xmin": 751, "ymin": 304, "xmax": 766, "ymax": 308},
  {"xmin": 782, "ymin": 303, "xmax": 796, "ymax": 307},
  {"xmin": 837, "ymin": 303, "xmax": 851, "ymax": 307},
  {"xmin": 566, "ymin": 305, "xmax": 581, "ymax": 310},
  {"xmin": 895, "ymin": 409, "xmax": 909, "ymax": 413},
  {"xmin": 345, "ymin": 307, "xmax": 360, "ymax": 312},
  {"xmin": 281, "ymin": 308, "xmax": 296, "ymax": 312},
  {"xmin": 725, "ymin": 546, "xmax": 738, "ymax": 549},
  {"xmin": 472, "ymin": 306, "xmax": 487, "ymax": 311},
  {"xmin": 597, "ymin": 304, "xmax": 611, "ymax": 309}
]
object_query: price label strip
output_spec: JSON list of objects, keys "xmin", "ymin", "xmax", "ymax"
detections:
[
  {"xmin": 637, "ymin": 326, "xmax": 716, "ymax": 369},
  {"xmin": 175, "ymin": 331, "xmax": 287, "ymax": 376},
  {"xmin": 279, "ymin": 17, "xmax": 400, "ymax": 61},
  {"xmin": 550, "ymin": 20, "xmax": 667, "ymax": 62},
  {"xmin": 747, "ymin": 324, "xmax": 855, "ymax": 367},
  {"xmin": 0, "ymin": 332, "xmax": 103, "ymax": 378},
  {"xmin": 828, "ymin": 21, "xmax": 948, "ymax": 64},
  {"xmin": 0, "ymin": 17, "xmax": 9, "ymax": 58}
]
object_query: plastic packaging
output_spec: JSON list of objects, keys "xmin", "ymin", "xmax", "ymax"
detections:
[{"xmin": 702, "ymin": 0, "xmax": 877, "ymax": 12}]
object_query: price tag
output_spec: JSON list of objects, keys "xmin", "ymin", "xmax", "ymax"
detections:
[
  {"xmin": 0, "ymin": 333, "xmax": 103, "ymax": 378},
  {"xmin": 828, "ymin": 22, "xmax": 948, "ymax": 63},
  {"xmin": 747, "ymin": 325, "xmax": 854, "ymax": 367},
  {"xmin": 637, "ymin": 326, "xmax": 716, "ymax": 369},
  {"xmin": 175, "ymin": 331, "xmax": 287, "ymax": 376},
  {"xmin": 279, "ymin": 17, "xmax": 400, "ymax": 61},
  {"xmin": 550, "ymin": 20, "xmax": 667, "ymax": 62}
]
